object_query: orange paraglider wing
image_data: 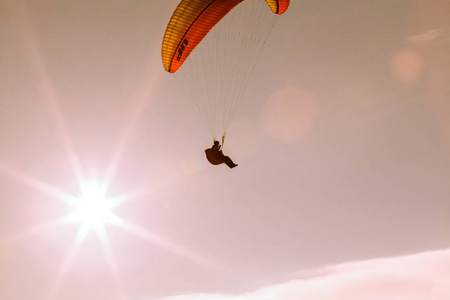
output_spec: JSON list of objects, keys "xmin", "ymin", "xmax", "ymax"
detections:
[{"xmin": 161, "ymin": 0, "xmax": 290, "ymax": 73}]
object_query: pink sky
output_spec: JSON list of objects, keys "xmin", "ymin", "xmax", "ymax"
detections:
[{"xmin": 1, "ymin": 0, "xmax": 449, "ymax": 299}]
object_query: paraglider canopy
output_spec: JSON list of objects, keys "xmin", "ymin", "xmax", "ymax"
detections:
[{"xmin": 162, "ymin": 0, "xmax": 289, "ymax": 73}]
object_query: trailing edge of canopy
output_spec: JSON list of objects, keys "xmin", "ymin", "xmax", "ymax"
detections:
[{"xmin": 161, "ymin": 0, "xmax": 290, "ymax": 73}]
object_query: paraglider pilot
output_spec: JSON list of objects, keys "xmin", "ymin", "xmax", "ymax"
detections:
[{"xmin": 205, "ymin": 141, "xmax": 238, "ymax": 169}]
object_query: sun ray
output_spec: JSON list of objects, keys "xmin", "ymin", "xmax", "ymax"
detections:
[
  {"xmin": 109, "ymin": 215, "xmax": 235, "ymax": 274},
  {"xmin": 104, "ymin": 44, "xmax": 165, "ymax": 184},
  {"xmin": 105, "ymin": 187, "xmax": 155, "ymax": 209},
  {"xmin": 46, "ymin": 239, "xmax": 83, "ymax": 300},
  {"xmin": 0, "ymin": 218, "xmax": 68, "ymax": 248},
  {"xmin": 15, "ymin": 0, "xmax": 84, "ymax": 180},
  {"xmin": 98, "ymin": 234, "xmax": 129, "ymax": 300},
  {"xmin": 0, "ymin": 162, "xmax": 80, "ymax": 207},
  {"xmin": 105, "ymin": 169, "xmax": 188, "ymax": 210}
]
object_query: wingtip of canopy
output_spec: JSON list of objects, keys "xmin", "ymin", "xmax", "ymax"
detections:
[{"xmin": 266, "ymin": 0, "xmax": 290, "ymax": 15}]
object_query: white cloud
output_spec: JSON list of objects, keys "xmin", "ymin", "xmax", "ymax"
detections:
[
  {"xmin": 159, "ymin": 249, "xmax": 450, "ymax": 300},
  {"xmin": 407, "ymin": 29, "xmax": 442, "ymax": 43}
]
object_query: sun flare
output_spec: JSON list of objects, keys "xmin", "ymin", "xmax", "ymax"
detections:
[{"xmin": 65, "ymin": 178, "xmax": 119, "ymax": 242}]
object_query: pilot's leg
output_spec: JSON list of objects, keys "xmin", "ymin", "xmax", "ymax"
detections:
[{"xmin": 222, "ymin": 155, "xmax": 238, "ymax": 168}]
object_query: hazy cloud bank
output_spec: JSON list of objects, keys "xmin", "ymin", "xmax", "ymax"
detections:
[{"xmin": 159, "ymin": 249, "xmax": 450, "ymax": 300}]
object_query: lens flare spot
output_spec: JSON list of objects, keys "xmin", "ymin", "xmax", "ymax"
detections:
[{"xmin": 391, "ymin": 48, "xmax": 423, "ymax": 85}]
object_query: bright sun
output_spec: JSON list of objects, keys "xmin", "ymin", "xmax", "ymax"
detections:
[{"xmin": 65, "ymin": 178, "xmax": 119, "ymax": 242}]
